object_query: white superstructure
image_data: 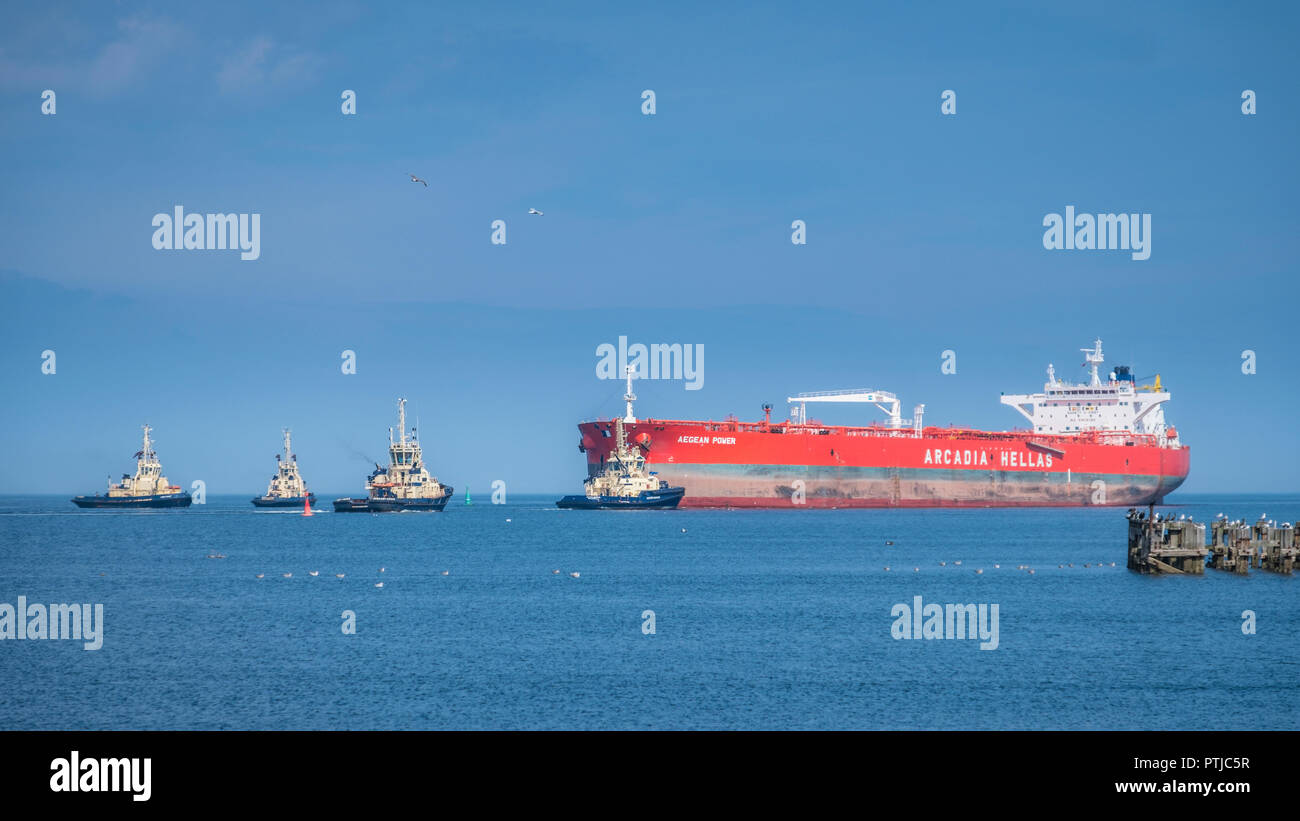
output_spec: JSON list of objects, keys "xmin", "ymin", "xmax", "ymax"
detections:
[
  {"xmin": 583, "ymin": 416, "xmax": 670, "ymax": 498},
  {"xmin": 262, "ymin": 428, "xmax": 310, "ymax": 499},
  {"xmin": 367, "ymin": 398, "xmax": 450, "ymax": 502},
  {"xmin": 104, "ymin": 425, "xmax": 182, "ymax": 498},
  {"xmin": 1000, "ymin": 339, "xmax": 1177, "ymax": 442}
]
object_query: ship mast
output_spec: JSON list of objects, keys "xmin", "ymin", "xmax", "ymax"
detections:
[
  {"xmin": 282, "ymin": 428, "xmax": 292, "ymax": 461},
  {"xmin": 1082, "ymin": 338, "xmax": 1104, "ymax": 386},
  {"xmin": 397, "ymin": 398, "xmax": 407, "ymax": 445},
  {"xmin": 623, "ymin": 366, "xmax": 637, "ymax": 423},
  {"xmin": 141, "ymin": 425, "xmax": 153, "ymax": 460}
]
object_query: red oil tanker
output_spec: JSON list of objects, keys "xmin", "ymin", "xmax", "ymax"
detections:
[{"xmin": 576, "ymin": 340, "xmax": 1189, "ymax": 508}]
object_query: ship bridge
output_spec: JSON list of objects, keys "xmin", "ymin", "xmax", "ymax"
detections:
[{"xmin": 999, "ymin": 339, "xmax": 1176, "ymax": 441}]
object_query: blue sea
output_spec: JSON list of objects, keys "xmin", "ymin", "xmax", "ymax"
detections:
[{"xmin": 1, "ymin": 493, "xmax": 1297, "ymax": 730}]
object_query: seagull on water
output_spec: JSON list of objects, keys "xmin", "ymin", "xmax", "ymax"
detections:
[
  {"xmin": 336, "ymin": 573, "xmax": 345, "ymax": 579},
  {"xmin": 570, "ymin": 572, "xmax": 580, "ymax": 578},
  {"xmin": 309, "ymin": 570, "xmax": 319, "ymax": 577},
  {"xmin": 375, "ymin": 582, "xmax": 384, "ymax": 588},
  {"xmin": 409, "ymin": 174, "xmax": 428, "ymax": 187},
  {"xmin": 527, "ymin": 208, "xmax": 543, "ymax": 216}
]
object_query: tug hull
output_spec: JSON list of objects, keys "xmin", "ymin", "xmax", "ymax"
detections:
[
  {"xmin": 72, "ymin": 492, "xmax": 193, "ymax": 509},
  {"xmin": 556, "ymin": 487, "xmax": 685, "ymax": 509},
  {"xmin": 251, "ymin": 493, "xmax": 317, "ymax": 508}
]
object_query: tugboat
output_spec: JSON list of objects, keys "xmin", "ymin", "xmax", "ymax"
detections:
[
  {"xmin": 333, "ymin": 398, "xmax": 454, "ymax": 512},
  {"xmin": 72, "ymin": 425, "xmax": 192, "ymax": 509},
  {"xmin": 557, "ymin": 369, "xmax": 685, "ymax": 510},
  {"xmin": 251, "ymin": 428, "xmax": 318, "ymax": 508}
]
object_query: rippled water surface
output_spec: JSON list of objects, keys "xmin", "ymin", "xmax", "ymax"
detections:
[{"xmin": 1, "ymin": 493, "xmax": 1297, "ymax": 729}]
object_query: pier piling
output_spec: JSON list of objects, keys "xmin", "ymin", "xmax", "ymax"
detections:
[{"xmin": 1127, "ymin": 506, "xmax": 1206, "ymax": 574}]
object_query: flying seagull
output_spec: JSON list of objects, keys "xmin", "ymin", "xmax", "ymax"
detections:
[
  {"xmin": 528, "ymin": 208, "xmax": 543, "ymax": 215},
  {"xmin": 409, "ymin": 174, "xmax": 428, "ymax": 187}
]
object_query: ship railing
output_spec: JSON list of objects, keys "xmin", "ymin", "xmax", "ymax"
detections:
[{"xmin": 581, "ymin": 417, "xmax": 1169, "ymax": 445}]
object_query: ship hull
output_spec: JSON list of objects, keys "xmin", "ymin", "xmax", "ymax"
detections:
[
  {"xmin": 71, "ymin": 492, "xmax": 193, "ymax": 509},
  {"xmin": 334, "ymin": 488, "xmax": 455, "ymax": 513},
  {"xmin": 333, "ymin": 498, "xmax": 371, "ymax": 513},
  {"xmin": 251, "ymin": 494, "xmax": 318, "ymax": 508},
  {"xmin": 577, "ymin": 420, "xmax": 1189, "ymax": 509},
  {"xmin": 556, "ymin": 487, "xmax": 685, "ymax": 510},
  {"xmin": 366, "ymin": 494, "xmax": 453, "ymax": 512}
]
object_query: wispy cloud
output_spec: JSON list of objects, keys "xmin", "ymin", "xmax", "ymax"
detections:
[
  {"xmin": 0, "ymin": 15, "xmax": 186, "ymax": 95},
  {"xmin": 216, "ymin": 35, "xmax": 321, "ymax": 95}
]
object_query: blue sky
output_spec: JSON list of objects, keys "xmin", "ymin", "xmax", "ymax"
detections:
[{"xmin": 1, "ymin": 1, "xmax": 1296, "ymax": 493}]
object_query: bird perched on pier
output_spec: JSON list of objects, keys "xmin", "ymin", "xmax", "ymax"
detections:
[{"xmin": 409, "ymin": 174, "xmax": 428, "ymax": 187}]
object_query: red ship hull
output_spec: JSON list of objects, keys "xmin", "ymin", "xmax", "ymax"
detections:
[{"xmin": 576, "ymin": 419, "xmax": 1189, "ymax": 508}]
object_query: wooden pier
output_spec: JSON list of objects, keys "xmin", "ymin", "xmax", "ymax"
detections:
[
  {"xmin": 1253, "ymin": 517, "xmax": 1297, "ymax": 575},
  {"xmin": 1126, "ymin": 507, "xmax": 1206, "ymax": 574},
  {"xmin": 1208, "ymin": 517, "xmax": 1254, "ymax": 574},
  {"xmin": 1130, "ymin": 508, "xmax": 1298, "ymax": 575}
]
